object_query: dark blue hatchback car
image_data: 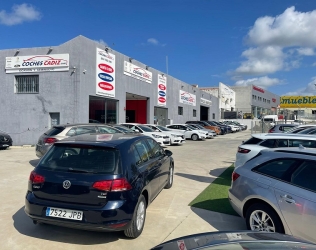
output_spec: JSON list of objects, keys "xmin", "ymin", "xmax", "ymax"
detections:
[{"xmin": 25, "ymin": 133, "xmax": 174, "ymax": 238}]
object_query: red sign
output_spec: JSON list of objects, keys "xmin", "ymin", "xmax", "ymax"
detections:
[
  {"xmin": 98, "ymin": 82, "xmax": 114, "ymax": 91},
  {"xmin": 253, "ymin": 85, "xmax": 264, "ymax": 93},
  {"xmin": 159, "ymin": 84, "xmax": 166, "ymax": 91},
  {"xmin": 98, "ymin": 63, "xmax": 114, "ymax": 73},
  {"xmin": 158, "ymin": 97, "xmax": 166, "ymax": 103},
  {"xmin": 272, "ymin": 98, "xmax": 276, "ymax": 102}
]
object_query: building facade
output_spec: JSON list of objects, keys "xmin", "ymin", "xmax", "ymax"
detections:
[{"xmin": 0, "ymin": 35, "xmax": 219, "ymax": 145}]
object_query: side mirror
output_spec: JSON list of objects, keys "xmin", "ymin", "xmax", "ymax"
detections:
[{"xmin": 164, "ymin": 149, "xmax": 173, "ymax": 157}]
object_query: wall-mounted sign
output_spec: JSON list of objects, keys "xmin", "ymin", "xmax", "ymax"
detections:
[
  {"xmin": 5, "ymin": 54, "xmax": 69, "ymax": 73},
  {"xmin": 124, "ymin": 61, "xmax": 152, "ymax": 83},
  {"xmin": 200, "ymin": 98, "xmax": 212, "ymax": 106},
  {"xmin": 179, "ymin": 90, "xmax": 196, "ymax": 106},
  {"xmin": 253, "ymin": 85, "xmax": 265, "ymax": 93},
  {"xmin": 157, "ymin": 74, "xmax": 167, "ymax": 106},
  {"xmin": 219, "ymin": 82, "xmax": 235, "ymax": 111},
  {"xmin": 96, "ymin": 48, "xmax": 116, "ymax": 98},
  {"xmin": 280, "ymin": 96, "xmax": 316, "ymax": 108},
  {"xmin": 272, "ymin": 98, "xmax": 276, "ymax": 103}
]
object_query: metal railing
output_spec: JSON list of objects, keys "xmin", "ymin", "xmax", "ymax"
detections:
[{"xmin": 15, "ymin": 75, "xmax": 39, "ymax": 93}]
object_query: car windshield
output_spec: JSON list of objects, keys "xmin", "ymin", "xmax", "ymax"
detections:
[
  {"xmin": 112, "ymin": 125, "xmax": 135, "ymax": 133},
  {"xmin": 194, "ymin": 124, "xmax": 205, "ymax": 129},
  {"xmin": 156, "ymin": 125, "xmax": 170, "ymax": 132},
  {"xmin": 38, "ymin": 144, "xmax": 121, "ymax": 174},
  {"xmin": 138, "ymin": 125, "xmax": 155, "ymax": 132},
  {"xmin": 186, "ymin": 125, "xmax": 194, "ymax": 130}
]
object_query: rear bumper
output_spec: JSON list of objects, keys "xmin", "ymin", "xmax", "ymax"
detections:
[
  {"xmin": 25, "ymin": 192, "xmax": 135, "ymax": 231},
  {"xmin": 0, "ymin": 141, "xmax": 12, "ymax": 147}
]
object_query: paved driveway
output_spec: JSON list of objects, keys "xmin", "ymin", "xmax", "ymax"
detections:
[{"xmin": 0, "ymin": 131, "xmax": 250, "ymax": 250}]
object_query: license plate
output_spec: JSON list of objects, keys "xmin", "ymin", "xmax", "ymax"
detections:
[
  {"xmin": 1, "ymin": 144, "xmax": 9, "ymax": 147},
  {"xmin": 46, "ymin": 207, "xmax": 83, "ymax": 221}
]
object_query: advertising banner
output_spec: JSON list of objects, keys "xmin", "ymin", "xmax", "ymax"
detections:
[
  {"xmin": 219, "ymin": 82, "xmax": 235, "ymax": 111},
  {"xmin": 124, "ymin": 61, "xmax": 152, "ymax": 83},
  {"xmin": 96, "ymin": 48, "xmax": 116, "ymax": 98},
  {"xmin": 179, "ymin": 90, "xmax": 196, "ymax": 106},
  {"xmin": 157, "ymin": 74, "xmax": 167, "ymax": 106},
  {"xmin": 280, "ymin": 96, "xmax": 316, "ymax": 108},
  {"xmin": 5, "ymin": 54, "xmax": 69, "ymax": 73},
  {"xmin": 200, "ymin": 98, "xmax": 212, "ymax": 106}
]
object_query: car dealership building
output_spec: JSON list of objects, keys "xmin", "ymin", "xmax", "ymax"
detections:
[{"xmin": 0, "ymin": 35, "xmax": 219, "ymax": 145}]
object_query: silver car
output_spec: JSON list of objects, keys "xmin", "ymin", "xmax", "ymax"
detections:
[
  {"xmin": 35, "ymin": 124, "xmax": 121, "ymax": 158},
  {"xmin": 229, "ymin": 147, "xmax": 316, "ymax": 243}
]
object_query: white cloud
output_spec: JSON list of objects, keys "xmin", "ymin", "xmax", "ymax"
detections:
[
  {"xmin": 142, "ymin": 38, "xmax": 166, "ymax": 47},
  {"xmin": 235, "ymin": 46, "xmax": 284, "ymax": 75},
  {"xmin": 283, "ymin": 77, "xmax": 316, "ymax": 96},
  {"xmin": 235, "ymin": 76, "xmax": 282, "ymax": 89},
  {"xmin": 313, "ymin": 62, "xmax": 316, "ymax": 67},
  {"xmin": 247, "ymin": 7, "xmax": 316, "ymax": 47},
  {"xmin": 234, "ymin": 7, "xmax": 316, "ymax": 76},
  {"xmin": 297, "ymin": 47, "xmax": 315, "ymax": 56},
  {"xmin": 95, "ymin": 39, "xmax": 108, "ymax": 46},
  {"xmin": 0, "ymin": 4, "xmax": 41, "ymax": 26}
]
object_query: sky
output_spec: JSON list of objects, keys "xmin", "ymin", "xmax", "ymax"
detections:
[{"xmin": 1, "ymin": 0, "xmax": 316, "ymax": 96}]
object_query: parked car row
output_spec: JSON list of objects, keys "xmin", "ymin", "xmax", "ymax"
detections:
[{"xmin": 231, "ymin": 127, "xmax": 316, "ymax": 243}]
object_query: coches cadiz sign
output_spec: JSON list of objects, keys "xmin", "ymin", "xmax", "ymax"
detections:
[
  {"xmin": 96, "ymin": 48, "xmax": 116, "ymax": 98},
  {"xmin": 280, "ymin": 96, "xmax": 316, "ymax": 108},
  {"xmin": 179, "ymin": 90, "xmax": 196, "ymax": 106},
  {"xmin": 157, "ymin": 74, "xmax": 167, "ymax": 106},
  {"xmin": 5, "ymin": 54, "xmax": 69, "ymax": 73},
  {"xmin": 124, "ymin": 61, "xmax": 152, "ymax": 83}
]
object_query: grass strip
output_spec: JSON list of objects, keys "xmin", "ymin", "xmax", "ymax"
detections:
[{"xmin": 189, "ymin": 166, "xmax": 239, "ymax": 216}]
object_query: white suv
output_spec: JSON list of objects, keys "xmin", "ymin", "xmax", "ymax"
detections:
[
  {"xmin": 120, "ymin": 123, "xmax": 170, "ymax": 146},
  {"xmin": 235, "ymin": 133, "xmax": 316, "ymax": 168},
  {"xmin": 145, "ymin": 124, "xmax": 185, "ymax": 145},
  {"xmin": 166, "ymin": 124, "xmax": 206, "ymax": 141}
]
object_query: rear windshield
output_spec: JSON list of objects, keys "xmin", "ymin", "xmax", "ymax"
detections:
[
  {"xmin": 38, "ymin": 144, "xmax": 121, "ymax": 174},
  {"xmin": 44, "ymin": 127, "xmax": 65, "ymax": 136},
  {"xmin": 243, "ymin": 137, "xmax": 263, "ymax": 145}
]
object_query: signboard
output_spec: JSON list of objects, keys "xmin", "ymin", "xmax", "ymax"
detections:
[
  {"xmin": 179, "ymin": 90, "xmax": 196, "ymax": 106},
  {"xmin": 5, "ymin": 54, "xmax": 69, "ymax": 73},
  {"xmin": 157, "ymin": 74, "xmax": 167, "ymax": 106},
  {"xmin": 253, "ymin": 85, "xmax": 265, "ymax": 93},
  {"xmin": 200, "ymin": 98, "xmax": 212, "ymax": 106},
  {"xmin": 219, "ymin": 82, "xmax": 235, "ymax": 111},
  {"xmin": 124, "ymin": 61, "xmax": 152, "ymax": 83},
  {"xmin": 96, "ymin": 48, "xmax": 116, "ymax": 98},
  {"xmin": 280, "ymin": 96, "xmax": 316, "ymax": 108}
]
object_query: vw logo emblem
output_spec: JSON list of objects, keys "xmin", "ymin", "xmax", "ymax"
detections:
[{"xmin": 63, "ymin": 180, "xmax": 71, "ymax": 189}]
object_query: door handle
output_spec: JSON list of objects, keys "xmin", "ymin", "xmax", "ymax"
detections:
[{"xmin": 280, "ymin": 194, "xmax": 295, "ymax": 204}]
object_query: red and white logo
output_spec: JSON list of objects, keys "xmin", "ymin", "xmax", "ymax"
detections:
[
  {"xmin": 98, "ymin": 82, "xmax": 114, "ymax": 91},
  {"xmin": 99, "ymin": 63, "xmax": 114, "ymax": 73}
]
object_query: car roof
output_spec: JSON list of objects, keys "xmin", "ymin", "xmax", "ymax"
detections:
[
  {"xmin": 261, "ymin": 147, "xmax": 316, "ymax": 157},
  {"xmin": 252, "ymin": 133, "xmax": 316, "ymax": 140},
  {"xmin": 55, "ymin": 133, "xmax": 145, "ymax": 147},
  {"xmin": 53, "ymin": 123, "xmax": 111, "ymax": 128}
]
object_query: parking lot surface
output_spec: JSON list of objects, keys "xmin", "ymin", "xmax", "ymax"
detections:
[{"xmin": 0, "ymin": 131, "xmax": 251, "ymax": 250}]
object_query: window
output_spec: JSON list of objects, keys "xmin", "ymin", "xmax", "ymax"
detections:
[
  {"xmin": 243, "ymin": 137, "xmax": 263, "ymax": 145},
  {"xmin": 277, "ymin": 139, "xmax": 288, "ymax": 147},
  {"xmin": 178, "ymin": 106, "xmax": 183, "ymax": 115},
  {"xmin": 291, "ymin": 161, "xmax": 316, "ymax": 192},
  {"xmin": 15, "ymin": 75, "xmax": 39, "ymax": 93},
  {"xmin": 212, "ymin": 113, "xmax": 215, "ymax": 119},
  {"xmin": 146, "ymin": 138, "xmax": 163, "ymax": 159},
  {"xmin": 254, "ymin": 159, "xmax": 297, "ymax": 179},
  {"xmin": 98, "ymin": 126, "xmax": 120, "ymax": 134},
  {"xmin": 132, "ymin": 146, "xmax": 142, "ymax": 166},
  {"xmin": 75, "ymin": 126, "xmax": 97, "ymax": 135},
  {"xmin": 193, "ymin": 109, "xmax": 197, "ymax": 117},
  {"xmin": 134, "ymin": 140, "xmax": 150, "ymax": 163},
  {"xmin": 260, "ymin": 139, "xmax": 276, "ymax": 148},
  {"xmin": 288, "ymin": 139, "xmax": 316, "ymax": 148}
]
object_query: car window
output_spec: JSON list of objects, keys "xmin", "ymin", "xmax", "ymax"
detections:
[
  {"xmin": 66, "ymin": 128, "xmax": 76, "ymax": 136},
  {"xmin": 277, "ymin": 139, "xmax": 288, "ymax": 147},
  {"xmin": 243, "ymin": 137, "xmax": 263, "ymax": 145},
  {"xmin": 132, "ymin": 145, "xmax": 142, "ymax": 166},
  {"xmin": 288, "ymin": 139, "xmax": 316, "ymax": 148},
  {"xmin": 282, "ymin": 126, "xmax": 293, "ymax": 132},
  {"xmin": 134, "ymin": 140, "xmax": 150, "ymax": 162},
  {"xmin": 179, "ymin": 126, "xmax": 186, "ymax": 130},
  {"xmin": 75, "ymin": 126, "xmax": 97, "ymax": 135},
  {"xmin": 146, "ymin": 138, "xmax": 163, "ymax": 159},
  {"xmin": 44, "ymin": 127, "xmax": 65, "ymax": 136},
  {"xmin": 253, "ymin": 159, "xmax": 297, "ymax": 179},
  {"xmin": 98, "ymin": 126, "xmax": 120, "ymax": 134},
  {"xmin": 260, "ymin": 139, "xmax": 276, "ymax": 148},
  {"xmin": 167, "ymin": 125, "xmax": 175, "ymax": 129},
  {"xmin": 291, "ymin": 161, "xmax": 316, "ymax": 192}
]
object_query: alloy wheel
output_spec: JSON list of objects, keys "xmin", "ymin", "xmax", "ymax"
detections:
[
  {"xmin": 136, "ymin": 201, "xmax": 145, "ymax": 231},
  {"xmin": 250, "ymin": 210, "xmax": 275, "ymax": 232}
]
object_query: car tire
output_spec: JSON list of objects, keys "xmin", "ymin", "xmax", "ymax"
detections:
[
  {"xmin": 165, "ymin": 164, "xmax": 174, "ymax": 189},
  {"xmin": 124, "ymin": 195, "xmax": 147, "ymax": 238},
  {"xmin": 191, "ymin": 134, "xmax": 198, "ymax": 141},
  {"xmin": 246, "ymin": 203, "xmax": 284, "ymax": 234}
]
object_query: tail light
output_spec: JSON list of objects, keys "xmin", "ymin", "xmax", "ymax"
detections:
[
  {"xmin": 238, "ymin": 147, "xmax": 251, "ymax": 154},
  {"xmin": 93, "ymin": 178, "xmax": 132, "ymax": 192},
  {"xmin": 232, "ymin": 172, "xmax": 240, "ymax": 181},
  {"xmin": 44, "ymin": 138, "xmax": 57, "ymax": 144},
  {"xmin": 29, "ymin": 171, "xmax": 45, "ymax": 184}
]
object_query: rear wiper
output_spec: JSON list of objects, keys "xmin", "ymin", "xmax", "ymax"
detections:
[{"xmin": 68, "ymin": 168, "xmax": 95, "ymax": 173}]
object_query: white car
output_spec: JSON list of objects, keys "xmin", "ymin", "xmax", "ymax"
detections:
[
  {"xmin": 166, "ymin": 124, "xmax": 207, "ymax": 141},
  {"xmin": 226, "ymin": 124, "xmax": 240, "ymax": 132},
  {"xmin": 235, "ymin": 133, "xmax": 316, "ymax": 169},
  {"xmin": 120, "ymin": 123, "xmax": 170, "ymax": 146},
  {"xmin": 185, "ymin": 124, "xmax": 215, "ymax": 138},
  {"xmin": 145, "ymin": 124, "xmax": 185, "ymax": 145}
]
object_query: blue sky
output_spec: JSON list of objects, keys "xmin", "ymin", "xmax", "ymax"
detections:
[{"xmin": 1, "ymin": 0, "xmax": 316, "ymax": 96}]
